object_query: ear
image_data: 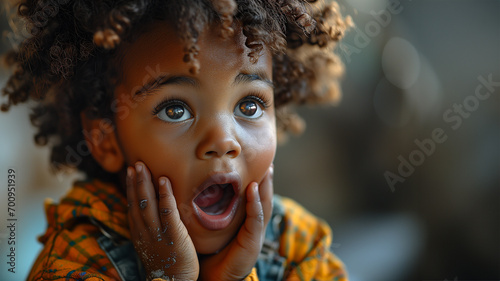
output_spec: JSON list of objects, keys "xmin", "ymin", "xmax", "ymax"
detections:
[{"xmin": 80, "ymin": 112, "xmax": 125, "ymax": 173}]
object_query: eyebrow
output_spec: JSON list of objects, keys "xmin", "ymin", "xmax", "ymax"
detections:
[
  {"xmin": 134, "ymin": 75, "xmax": 197, "ymax": 96},
  {"xmin": 134, "ymin": 72, "xmax": 274, "ymax": 97},
  {"xmin": 233, "ymin": 72, "xmax": 274, "ymax": 88}
]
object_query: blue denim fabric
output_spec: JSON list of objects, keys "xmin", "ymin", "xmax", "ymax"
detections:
[{"xmin": 255, "ymin": 195, "xmax": 287, "ymax": 281}]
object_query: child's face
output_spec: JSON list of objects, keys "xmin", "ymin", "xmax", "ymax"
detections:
[{"xmin": 112, "ymin": 21, "xmax": 276, "ymax": 254}]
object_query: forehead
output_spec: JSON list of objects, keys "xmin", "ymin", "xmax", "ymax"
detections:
[{"xmin": 116, "ymin": 21, "xmax": 272, "ymax": 92}]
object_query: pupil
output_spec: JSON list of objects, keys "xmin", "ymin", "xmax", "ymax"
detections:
[
  {"xmin": 240, "ymin": 101, "xmax": 257, "ymax": 116},
  {"xmin": 167, "ymin": 105, "xmax": 184, "ymax": 119}
]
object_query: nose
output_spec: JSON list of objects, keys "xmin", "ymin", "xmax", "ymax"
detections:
[{"xmin": 195, "ymin": 117, "xmax": 241, "ymax": 160}]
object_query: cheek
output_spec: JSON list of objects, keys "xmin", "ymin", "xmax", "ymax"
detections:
[
  {"xmin": 128, "ymin": 136, "xmax": 192, "ymax": 182},
  {"xmin": 116, "ymin": 123, "xmax": 195, "ymax": 202},
  {"xmin": 115, "ymin": 115, "xmax": 192, "ymax": 182},
  {"xmin": 241, "ymin": 122, "xmax": 277, "ymax": 180}
]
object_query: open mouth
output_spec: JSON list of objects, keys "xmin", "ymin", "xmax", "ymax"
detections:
[
  {"xmin": 192, "ymin": 173, "xmax": 241, "ymax": 231},
  {"xmin": 193, "ymin": 183, "xmax": 235, "ymax": 215}
]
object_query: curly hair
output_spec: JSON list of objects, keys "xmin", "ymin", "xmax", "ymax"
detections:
[{"xmin": 1, "ymin": 0, "xmax": 351, "ymax": 182}]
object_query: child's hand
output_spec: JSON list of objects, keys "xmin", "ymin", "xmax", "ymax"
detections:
[
  {"xmin": 198, "ymin": 166, "xmax": 274, "ymax": 281},
  {"xmin": 126, "ymin": 162, "xmax": 199, "ymax": 281}
]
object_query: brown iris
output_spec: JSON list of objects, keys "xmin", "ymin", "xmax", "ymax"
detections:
[
  {"xmin": 166, "ymin": 105, "xmax": 185, "ymax": 119},
  {"xmin": 238, "ymin": 101, "xmax": 257, "ymax": 117}
]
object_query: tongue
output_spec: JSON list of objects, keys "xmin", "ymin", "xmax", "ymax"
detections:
[{"xmin": 194, "ymin": 184, "xmax": 225, "ymax": 208}]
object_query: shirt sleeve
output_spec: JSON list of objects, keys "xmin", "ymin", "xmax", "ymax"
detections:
[
  {"xmin": 243, "ymin": 267, "xmax": 259, "ymax": 280},
  {"xmin": 279, "ymin": 197, "xmax": 348, "ymax": 281},
  {"xmin": 28, "ymin": 223, "xmax": 122, "ymax": 281}
]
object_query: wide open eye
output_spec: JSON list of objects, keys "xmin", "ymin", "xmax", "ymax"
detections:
[
  {"xmin": 234, "ymin": 99, "xmax": 264, "ymax": 119},
  {"xmin": 155, "ymin": 101, "xmax": 192, "ymax": 122}
]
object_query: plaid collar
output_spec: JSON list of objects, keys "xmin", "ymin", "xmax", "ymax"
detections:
[{"xmin": 40, "ymin": 179, "xmax": 130, "ymax": 243}]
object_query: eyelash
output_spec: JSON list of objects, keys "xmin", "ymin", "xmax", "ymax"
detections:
[
  {"xmin": 150, "ymin": 93, "xmax": 272, "ymax": 116},
  {"xmin": 241, "ymin": 93, "xmax": 272, "ymax": 109},
  {"xmin": 151, "ymin": 98, "xmax": 191, "ymax": 116}
]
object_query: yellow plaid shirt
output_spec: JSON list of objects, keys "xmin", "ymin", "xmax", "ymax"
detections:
[{"xmin": 28, "ymin": 179, "xmax": 348, "ymax": 281}]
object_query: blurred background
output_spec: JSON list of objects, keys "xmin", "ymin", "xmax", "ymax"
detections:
[{"xmin": 0, "ymin": 0, "xmax": 499, "ymax": 280}]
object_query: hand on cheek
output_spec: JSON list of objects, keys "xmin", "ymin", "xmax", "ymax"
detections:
[
  {"xmin": 199, "ymin": 165, "xmax": 274, "ymax": 281},
  {"xmin": 126, "ymin": 162, "xmax": 199, "ymax": 281}
]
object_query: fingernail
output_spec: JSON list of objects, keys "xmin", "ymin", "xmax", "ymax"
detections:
[
  {"xmin": 253, "ymin": 183, "xmax": 259, "ymax": 193},
  {"xmin": 127, "ymin": 167, "xmax": 133, "ymax": 178},
  {"xmin": 135, "ymin": 162, "xmax": 142, "ymax": 173},
  {"xmin": 254, "ymin": 184, "xmax": 261, "ymax": 201},
  {"xmin": 159, "ymin": 177, "xmax": 166, "ymax": 186}
]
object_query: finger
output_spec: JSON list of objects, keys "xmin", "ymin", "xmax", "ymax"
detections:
[
  {"xmin": 126, "ymin": 166, "xmax": 146, "ymax": 237},
  {"xmin": 126, "ymin": 166, "xmax": 138, "ymax": 207},
  {"xmin": 235, "ymin": 183, "xmax": 264, "ymax": 252},
  {"xmin": 157, "ymin": 176, "xmax": 199, "ymax": 270},
  {"xmin": 258, "ymin": 165, "xmax": 274, "ymax": 228},
  {"xmin": 134, "ymin": 161, "xmax": 160, "ymax": 231},
  {"xmin": 157, "ymin": 176, "xmax": 182, "ymax": 234}
]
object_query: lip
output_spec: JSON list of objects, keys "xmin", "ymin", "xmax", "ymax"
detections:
[{"xmin": 192, "ymin": 172, "xmax": 242, "ymax": 231}]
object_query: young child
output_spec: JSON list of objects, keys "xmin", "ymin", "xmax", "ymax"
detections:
[{"xmin": 1, "ymin": 0, "xmax": 351, "ymax": 280}]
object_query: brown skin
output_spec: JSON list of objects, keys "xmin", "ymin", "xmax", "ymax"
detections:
[{"xmin": 82, "ymin": 21, "xmax": 276, "ymax": 280}]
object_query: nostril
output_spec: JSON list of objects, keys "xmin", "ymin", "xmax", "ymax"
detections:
[
  {"xmin": 204, "ymin": 149, "xmax": 237, "ymax": 158},
  {"xmin": 225, "ymin": 150, "xmax": 238, "ymax": 158},
  {"xmin": 197, "ymin": 136, "xmax": 242, "ymax": 160},
  {"xmin": 205, "ymin": 151, "xmax": 217, "ymax": 157}
]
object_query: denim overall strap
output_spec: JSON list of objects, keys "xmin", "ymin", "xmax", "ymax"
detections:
[
  {"xmin": 90, "ymin": 217, "xmax": 146, "ymax": 281},
  {"xmin": 255, "ymin": 195, "xmax": 287, "ymax": 281}
]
